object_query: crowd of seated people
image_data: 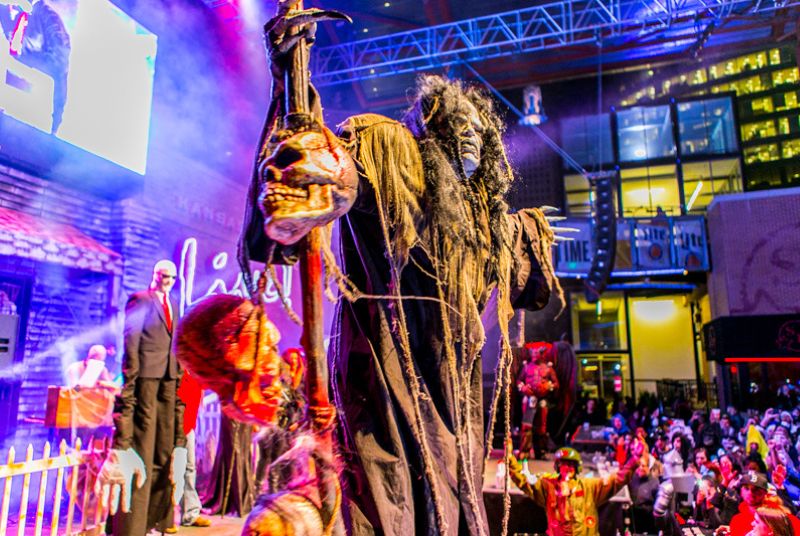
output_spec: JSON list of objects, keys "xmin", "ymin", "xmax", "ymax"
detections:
[{"xmin": 562, "ymin": 391, "xmax": 800, "ymax": 535}]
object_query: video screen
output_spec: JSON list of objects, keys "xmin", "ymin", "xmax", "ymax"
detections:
[{"xmin": 1, "ymin": 0, "xmax": 157, "ymax": 175}]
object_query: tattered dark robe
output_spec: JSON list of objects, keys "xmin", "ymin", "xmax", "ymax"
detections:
[{"xmin": 244, "ymin": 114, "xmax": 554, "ymax": 536}]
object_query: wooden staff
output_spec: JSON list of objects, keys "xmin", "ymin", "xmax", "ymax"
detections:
[{"xmin": 284, "ymin": 1, "xmax": 331, "ymax": 432}]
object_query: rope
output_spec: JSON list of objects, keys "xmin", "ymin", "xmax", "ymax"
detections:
[{"xmin": 369, "ymin": 177, "xmax": 450, "ymax": 535}]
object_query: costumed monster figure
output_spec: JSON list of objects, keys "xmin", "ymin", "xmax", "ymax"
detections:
[
  {"xmin": 171, "ymin": 1, "xmax": 566, "ymax": 535},
  {"xmin": 230, "ymin": 1, "xmax": 566, "ymax": 534},
  {"xmin": 517, "ymin": 342, "xmax": 559, "ymax": 460}
]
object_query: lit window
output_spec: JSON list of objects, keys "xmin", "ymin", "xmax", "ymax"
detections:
[
  {"xmin": 724, "ymin": 61, "xmax": 735, "ymax": 76},
  {"xmin": 690, "ymin": 69, "xmax": 707, "ymax": 86},
  {"xmin": 737, "ymin": 53, "xmax": 765, "ymax": 72},
  {"xmin": 751, "ymin": 97, "xmax": 773, "ymax": 115},
  {"xmin": 775, "ymin": 91, "xmax": 798, "ymax": 112},
  {"xmin": 779, "ymin": 117, "xmax": 790, "ymax": 136},
  {"xmin": 741, "ymin": 119, "xmax": 777, "ymax": 142},
  {"xmin": 571, "ymin": 292, "xmax": 628, "ymax": 351},
  {"xmin": 678, "ymin": 98, "xmax": 737, "ymax": 155},
  {"xmin": 620, "ymin": 165, "xmax": 681, "ymax": 217},
  {"xmin": 773, "ymin": 68, "xmax": 799, "ymax": 87},
  {"xmin": 782, "ymin": 139, "xmax": 800, "ymax": 159},
  {"xmin": 770, "ymin": 48, "xmax": 783, "ymax": 66},
  {"xmin": 617, "ymin": 106, "xmax": 676, "ymax": 162},
  {"xmin": 743, "ymin": 144, "xmax": 780, "ymax": 164},
  {"xmin": 564, "ymin": 174, "xmax": 592, "ymax": 217},
  {"xmin": 681, "ymin": 159, "xmax": 742, "ymax": 213}
]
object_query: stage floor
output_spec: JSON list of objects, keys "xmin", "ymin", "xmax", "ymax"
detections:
[
  {"xmin": 174, "ymin": 515, "xmax": 244, "ymax": 535},
  {"xmin": 163, "ymin": 456, "xmax": 552, "ymax": 535}
]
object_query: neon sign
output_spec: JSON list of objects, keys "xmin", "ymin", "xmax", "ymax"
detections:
[{"xmin": 177, "ymin": 237, "xmax": 293, "ymax": 316}]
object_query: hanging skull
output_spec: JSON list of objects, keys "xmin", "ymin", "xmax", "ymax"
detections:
[
  {"xmin": 176, "ymin": 294, "xmax": 300, "ymax": 426},
  {"xmin": 259, "ymin": 119, "xmax": 358, "ymax": 245}
]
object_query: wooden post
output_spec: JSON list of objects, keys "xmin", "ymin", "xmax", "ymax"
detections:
[
  {"xmin": 16, "ymin": 444, "xmax": 33, "ymax": 536},
  {"xmin": 33, "ymin": 442, "xmax": 50, "ymax": 536},
  {"xmin": 51, "ymin": 440, "xmax": 67, "ymax": 536},
  {"xmin": 80, "ymin": 436, "xmax": 94, "ymax": 531},
  {"xmin": 93, "ymin": 438, "xmax": 107, "ymax": 529},
  {"xmin": 0, "ymin": 447, "xmax": 15, "ymax": 534},
  {"xmin": 66, "ymin": 438, "xmax": 81, "ymax": 535}
]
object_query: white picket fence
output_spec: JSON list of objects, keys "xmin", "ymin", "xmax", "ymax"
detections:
[
  {"xmin": 0, "ymin": 437, "xmax": 109, "ymax": 536},
  {"xmin": 0, "ymin": 394, "xmax": 222, "ymax": 536}
]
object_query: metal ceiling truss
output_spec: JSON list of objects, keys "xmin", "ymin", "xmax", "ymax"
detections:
[{"xmin": 309, "ymin": 0, "xmax": 800, "ymax": 87}]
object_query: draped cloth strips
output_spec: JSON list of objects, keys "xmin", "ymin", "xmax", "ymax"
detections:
[{"xmin": 329, "ymin": 113, "xmax": 555, "ymax": 536}]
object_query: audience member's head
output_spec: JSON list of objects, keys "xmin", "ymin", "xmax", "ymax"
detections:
[
  {"xmin": 694, "ymin": 447, "xmax": 709, "ymax": 468},
  {"xmin": 710, "ymin": 408, "xmax": 721, "ymax": 423},
  {"xmin": 745, "ymin": 456, "xmax": 769, "ymax": 474},
  {"xmin": 740, "ymin": 471, "xmax": 769, "ymax": 508},
  {"xmin": 752, "ymin": 506, "xmax": 793, "ymax": 536},
  {"xmin": 718, "ymin": 453, "xmax": 740, "ymax": 477}
]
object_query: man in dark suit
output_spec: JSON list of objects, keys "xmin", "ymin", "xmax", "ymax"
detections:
[{"xmin": 98, "ymin": 260, "xmax": 187, "ymax": 536}]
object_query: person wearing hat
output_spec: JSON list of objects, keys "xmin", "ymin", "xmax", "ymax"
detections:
[
  {"xmin": 508, "ymin": 439, "xmax": 645, "ymax": 536},
  {"xmin": 724, "ymin": 471, "xmax": 800, "ymax": 536}
]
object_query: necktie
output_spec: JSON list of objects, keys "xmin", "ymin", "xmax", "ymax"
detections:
[{"xmin": 162, "ymin": 293, "xmax": 172, "ymax": 331}]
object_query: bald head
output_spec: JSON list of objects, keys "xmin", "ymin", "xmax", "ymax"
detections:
[
  {"xmin": 87, "ymin": 344, "xmax": 107, "ymax": 362},
  {"xmin": 150, "ymin": 259, "xmax": 177, "ymax": 293}
]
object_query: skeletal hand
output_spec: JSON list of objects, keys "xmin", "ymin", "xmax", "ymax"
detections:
[
  {"xmin": 521, "ymin": 206, "xmax": 579, "ymax": 243},
  {"xmin": 265, "ymin": 1, "xmax": 351, "ymax": 67},
  {"xmin": 95, "ymin": 448, "xmax": 146, "ymax": 515},
  {"xmin": 538, "ymin": 205, "xmax": 579, "ymax": 243}
]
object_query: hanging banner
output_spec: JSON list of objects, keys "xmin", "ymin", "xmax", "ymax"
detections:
[
  {"xmin": 634, "ymin": 219, "xmax": 672, "ymax": 269},
  {"xmin": 555, "ymin": 216, "xmax": 708, "ymax": 275},
  {"xmin": 553, "ymin": 220, "xmax": 593, "ymax": 273},
  {"xmin": 672, "ymin": 218, "xmax": 708, "ymax": 271}
]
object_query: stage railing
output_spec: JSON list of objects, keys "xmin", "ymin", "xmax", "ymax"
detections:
[
  {"xmin": 0, "ymin": 437, "xmax": 109, "ymax": 536},
  {"xmin": 656, "ymin": 379, "xmax": 718, "ymax": 410}
]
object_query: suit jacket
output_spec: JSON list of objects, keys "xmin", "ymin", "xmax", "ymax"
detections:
[
  {"xmin": 113, "ymin": 289, "xmax": 185, "ymax": 450},
  {"xmin": 123, "ymin": 290, "xmax": 179, "ymax": 379}
]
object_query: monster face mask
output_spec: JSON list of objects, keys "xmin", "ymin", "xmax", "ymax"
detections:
[{"xmin": 258, "ymin": 121, "xmax": 358, "ymax": 245}]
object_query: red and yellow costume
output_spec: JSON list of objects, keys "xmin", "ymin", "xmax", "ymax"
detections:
[{"xmin": 509, "ymin": 447, "xmax": 640, "ymax": 536}]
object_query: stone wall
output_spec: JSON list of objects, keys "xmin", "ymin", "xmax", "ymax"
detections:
[{"xmin": 0, "ymin": 166, "xmax": 160, "ymax": 444}]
